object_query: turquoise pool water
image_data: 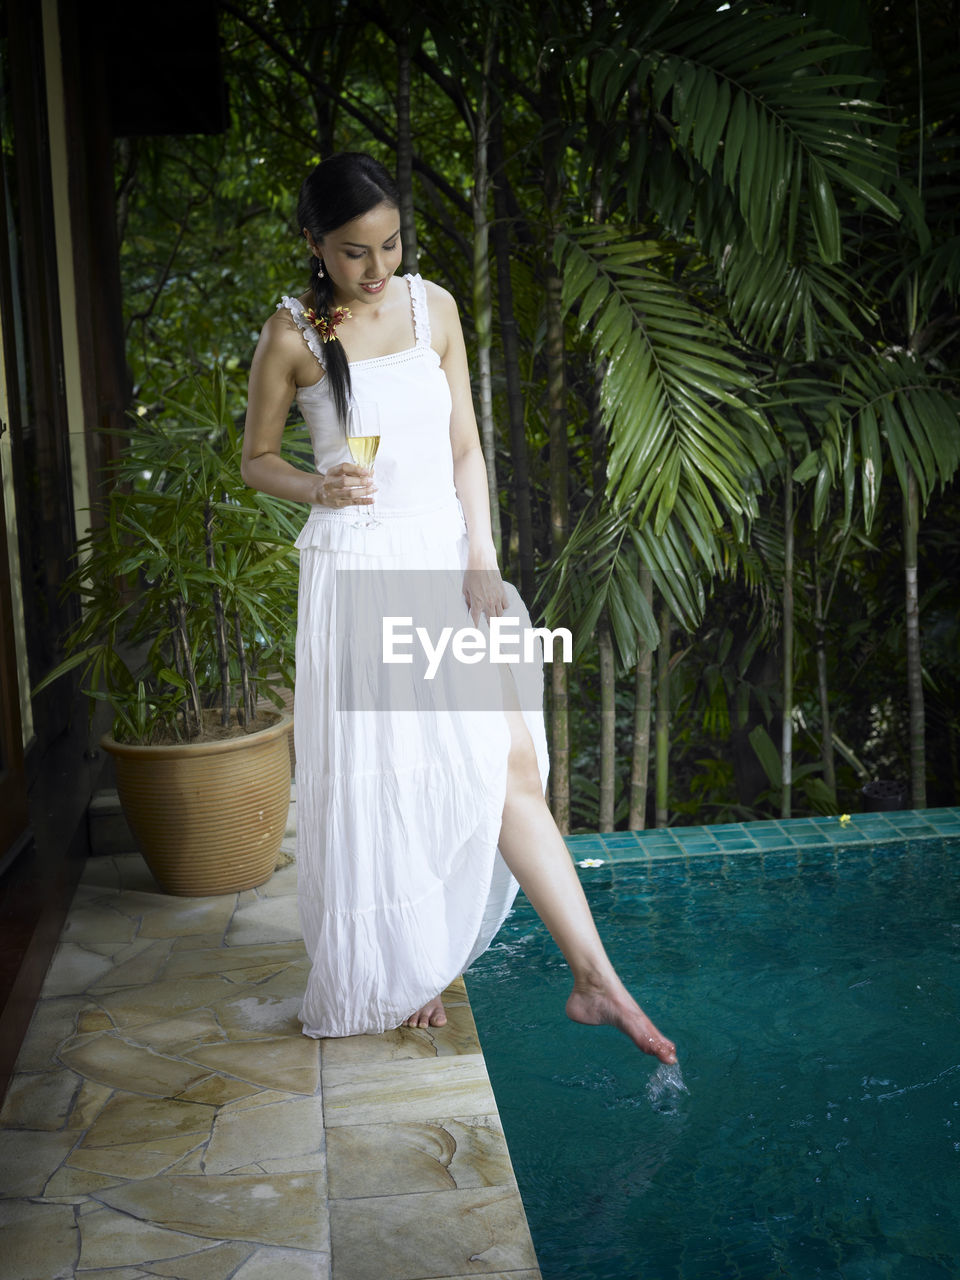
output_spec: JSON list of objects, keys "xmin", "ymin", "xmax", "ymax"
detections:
[{"xmin": 467, "ymin": 836, "xmax": 960, "ymax": 1279}]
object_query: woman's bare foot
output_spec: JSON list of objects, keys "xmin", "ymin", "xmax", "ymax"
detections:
[
  {"xmin": 566, "ymin": 978, "xmax": 677, "ymax": 1064},
  {"xmin": 404, "ymin": 995, "xmax": 448, "ymax": 1029}
]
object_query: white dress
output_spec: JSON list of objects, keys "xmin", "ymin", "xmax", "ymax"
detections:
[{"xmin": 279, "ymin": 273, "xmax": 549, "ymax": 1037}]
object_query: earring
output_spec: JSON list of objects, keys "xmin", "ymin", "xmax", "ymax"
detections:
[{"xmin": 317, "ymin": 258, "xmax": 325, "ymax": 279}]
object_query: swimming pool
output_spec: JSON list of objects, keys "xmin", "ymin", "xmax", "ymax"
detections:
[{"xmin": 467, "ymin": 832, "xmax": 960, "ymax": 1279}]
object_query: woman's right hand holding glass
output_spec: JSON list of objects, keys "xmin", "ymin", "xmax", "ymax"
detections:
[{"xmin": 315, "ymin": 462, "xmax": 376, "ymax": 508}]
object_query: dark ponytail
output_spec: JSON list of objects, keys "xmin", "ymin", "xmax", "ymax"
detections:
[{"xmin": 296, "ymin": 153, "xmax": 400, "ymax": 429}]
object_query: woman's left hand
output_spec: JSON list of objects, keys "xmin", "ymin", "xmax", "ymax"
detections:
[{"xmin": 462, "ymin": 557, "xmax": 509, "ymax": 628}]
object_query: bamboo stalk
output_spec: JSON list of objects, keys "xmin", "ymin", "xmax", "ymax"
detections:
[
  {"xmin": 472, "ymin": 16, "xmax": 501, "ymax": 558},
  {"xmin": 781, "ymin": 472, "xmax": 794, "ymax": 818},
  {"xmin": 175, "ymin": 596, "xmax": 202, "ymax": 735},
  {"xmin": 813, "ymin": 547, "xmax": 836, "ymax": 797},
  {"xmin": 234, "ymin": 610, "xmax": 253, "ymax": 727},
  {"xmin": 629, "ymin": 565, "xmax": 654, "ymax": 829},
  {"xmin": 396, "ymin": 34, "xmax": 420, "ymax": 276},
  {"xmin": 655, "ymin": 599, "xmax": 670, "ymax": 828},
  {"xmin": 204, "ymin": 498, "xmax": 232, "ymax": 729},
  {"xmin": 904, "ymin": 465, "xmax": 926, "ymax": 807}
]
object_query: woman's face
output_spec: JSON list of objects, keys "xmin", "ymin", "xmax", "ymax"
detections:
[{"xmin": 309, "ymin": 201, "xmax": 403, "ymax": 308}]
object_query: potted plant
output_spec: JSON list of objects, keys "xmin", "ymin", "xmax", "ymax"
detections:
[{"xmin": 38, "ymin": 366, "xmax": 303, "ymax": 895}]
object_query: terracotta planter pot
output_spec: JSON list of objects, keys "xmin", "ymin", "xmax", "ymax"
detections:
[{"xmin": 102, "ymin": 713, "xmax": 292, "ymax": 896}]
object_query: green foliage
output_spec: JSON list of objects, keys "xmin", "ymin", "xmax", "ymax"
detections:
[
  {"xmin": 37, "ymin": 367, "xmax": 301, "ymax": 743},
  {"xmin": 110, "ymin": 0, "xmax": 960, "ymax": 820}
]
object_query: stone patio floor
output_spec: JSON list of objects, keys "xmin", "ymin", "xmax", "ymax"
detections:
[{"xmin": 0, "ymin": 799, "xmax": 541, "ymax": 1280}]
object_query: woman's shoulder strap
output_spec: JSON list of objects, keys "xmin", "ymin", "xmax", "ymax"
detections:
[
  {"xmin": 277, "ymin": 295, "xmax": 326, "ymax": 369},
  {"xmin": 404, "ymin": 274, "xmax": 431, "ymax": 349}
]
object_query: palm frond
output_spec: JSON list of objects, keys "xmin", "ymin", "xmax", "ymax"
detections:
[
  {"xmin": 556, "ymin": 227, "xmax": 776, "ymax": 529},
  {"xmin": 538, "ymin": 503, "xmax": 709, "ymax": 673},
  {"xmin": 789, "ymin": 355, "xmax": 960, "ymax": 530}
]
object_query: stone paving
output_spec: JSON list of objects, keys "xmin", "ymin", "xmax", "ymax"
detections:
[{"xmin": 0, "ymin": 804, "xmax": 540, "ymax": 1280}]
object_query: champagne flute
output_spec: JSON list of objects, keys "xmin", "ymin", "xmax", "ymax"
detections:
[{"xmin": 346, "ymin": 399, "xmax": 381, "ymax": 529}]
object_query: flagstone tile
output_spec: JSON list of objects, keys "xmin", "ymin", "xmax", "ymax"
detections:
[
  {"xmin": 441, "ymin": 976, "xmax": 469, "ymax": 1005},
  {"xmin": 162, "ymin": 941, "xmax": 305, "ymax": 981},
  {"xmin": 174, "ymin": 1073, "xmax": 260, "ymax": 1107},
  {"xmin": 97, "ymin": 1172, "xmax": 329, "ymax": 1250},
  {"xmin": 320, "ymin": 1003, "xmax": 480, "ymax": 1067},
  {"xmin": 204, "ymin": 1095, "xmax": 324, "ymax": 1175},
  {"xmin": 41, "ymin": 944, "xmax": 118, "ymax": 997},
  {"xmin": 325, "ymin": 1115, "xmax": 514, "ymax": 1198},
  {"xmin": 323, "ymin": 1055, "xmax": 495, "ymax": 1128},
  {"xmin": 62, "ymin": 902, "xmax": 141, "ymax": 946},
  {"xmin": 0, "ymin": 1068, "xmax": 83, "ymax": 1130},
  {"xmin": 186, "ymin": 1036, "xmax": 319, "ymax": 1094},
  {"xmin": 80, "ymin": 1093, "xmax": 216, "ymax": 1149},
  {"xmin": 93, "ymin": 976, "xmax": 238, "ymax": 1030},
  {"xmin": 220, "ymin": 962, "xmax": 291, "ymax": 984},
  {"xmin": 431, "ymin": 1274, "xmax": 541, "ymax": 1280},
  {"xmin": 124, "ymin": 1010, "xmax": 226, "ymax": 1054},
  {"xmin": 329, "ymin": 1186, "xmax": 538, "ymax": 1280},
  {"xmin": 67, "ymin": 1132, "xmax": 207, "ymax": 1181},
  {"xmin": 169, "ymin": 931, "xmax": 233, "ymax": 951},
  {"xmin": 77, "ymin": 1009, "xmax": 116, "ymax": 1035},
  {"xmin": 58, "ymin": 1032, "xmax": 210, "ymax": 1097},
  {"xmin": 144, "ymin": 1240, "xmax": 259, "ymax": 1279},
  {"xmin": 73, "ymin": 1271, "xmax": 155, "ymax": 1280},
  {"xmin": 256, "ymin": 862, "xmax": 299, "ymax": 898},
  {"xmin": 231, "ymin": 1245, "xmax": 330, "ymax": 1280},
  {"xmin": 211, "ymin": 992, "xmax": 303, "ymax": 1041},
  {"xmin": 0, "ymin": 1129, "xmax": 79, "ymax": 1197},
  {"xmin": 0, "ymin": 1199, "xmax": 79, "ymax": 1280},
  {"xmin": 110, "ymin": 891, "xmax": 239, "ymax": 939},
  {"xmin": 88, "ymin": 939, "xmax": 175, "ymax": 991},
  {"xmin": 66, "ymin": 1078, "xmax": 115, "ymax": 1130},
  {"xmin": 110, "ymin": 853, "xmax": 163, "ymax": 892},
  {"xmin": 42, "ymin": 1165, "xmax": 127, "ymax": 1200},
  {"xmin": 165, "ymin": 1148, "xmax": 207, "ymax": 1174},
  {"xmin": 225, "ymin": 895, "xmax": 302, "ymax": 945},
  {"xmin": 76, "ymin": 1203, "xmax": 229, "ymax": 1271},
  {"xmin": 211, "ymin": 1088, "xmax": 297, "ymax": 1113},
  {"xmin": 12, "ymin": 997, "xmax": 96, "ymax": 1071},
  {"xmin": 245, "ymin": 957, "xmax": 311, "ymax": 1001}
]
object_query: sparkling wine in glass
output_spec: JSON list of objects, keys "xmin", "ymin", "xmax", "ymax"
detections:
[{"xmin": 346, "ymin": 400, "xmax": 381, "ymax": 529}]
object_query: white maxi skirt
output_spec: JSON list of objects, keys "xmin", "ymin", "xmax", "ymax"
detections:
[{"xmin": 293, "ymin": 497, "xmax": 549, "ymax": 1037}]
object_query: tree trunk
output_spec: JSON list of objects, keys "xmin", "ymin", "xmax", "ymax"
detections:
[
  {"xmin": 629, "ymin": 565, "xmax": 653, "ymax": 828},
  {"xmin": 396, "ymin": 34, "xmax": 419, "ymax": 276},
  {"xmin": 547, "ymin": 260, "xmax": 569, "ymax": 831},
  {"xmin": 472, "ymin": 18, "xmax": 501, "ymax": 557},
  {"xmin": 589, "ymin": 336, "xmax": 614, "ymax": 830},
  {"xmin": 781, "ymin": 472, "xmax": 794, "ymax": 818},
  {"xmin": 598, "ymin": 616, "xmax": 615, "ymax": 830},
  {"xmin": 490, "ymin": 113, "xmax": 534, "ymax": 601},
  {"xmin": 655, "ymin": 598, "xmax": 670, "ymax": 828},
  {"xmin": 542, "ymin": 47, "xmax": 569, "ymax": 831},
  {"xmin": 813, "ymin": 546, "xmax": 836, "ymax": 798},
  {"xmin": 904, "ymin": 465, "xmax": 926, "ymax": 807}
]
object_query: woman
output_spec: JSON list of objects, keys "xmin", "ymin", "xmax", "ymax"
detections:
[{"xmin": 242, "ymin": 152, "xmax": 676, "ymax": 1063}]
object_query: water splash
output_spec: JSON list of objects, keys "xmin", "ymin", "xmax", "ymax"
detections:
[{"xmin": 646, "ymin": 1060, "xmax": 689, "ymax": 1113}]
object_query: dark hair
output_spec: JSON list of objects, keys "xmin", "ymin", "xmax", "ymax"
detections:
[{"xmin": 296, "ymin": 153, "xmax": 400, "ymax": 428}]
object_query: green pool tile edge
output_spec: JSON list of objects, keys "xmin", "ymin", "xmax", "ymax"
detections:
[{"xmin": 566, "ymin": 807, "xmax": 960, "ymax": 864}]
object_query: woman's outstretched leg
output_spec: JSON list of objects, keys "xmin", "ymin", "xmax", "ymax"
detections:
[{"xmin": 497, "ymin": 706, "xmax": 677, "ymax": 1065}]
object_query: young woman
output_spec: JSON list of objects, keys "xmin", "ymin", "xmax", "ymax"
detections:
[{"xmin": 242, "ymin": 152, "xmax": 676, "ymax": 1064}]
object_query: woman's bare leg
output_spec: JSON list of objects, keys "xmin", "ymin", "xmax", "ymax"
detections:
[{"xmin": 496, "ymin": 706, "xmax": 677, "ymax": 1065}]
